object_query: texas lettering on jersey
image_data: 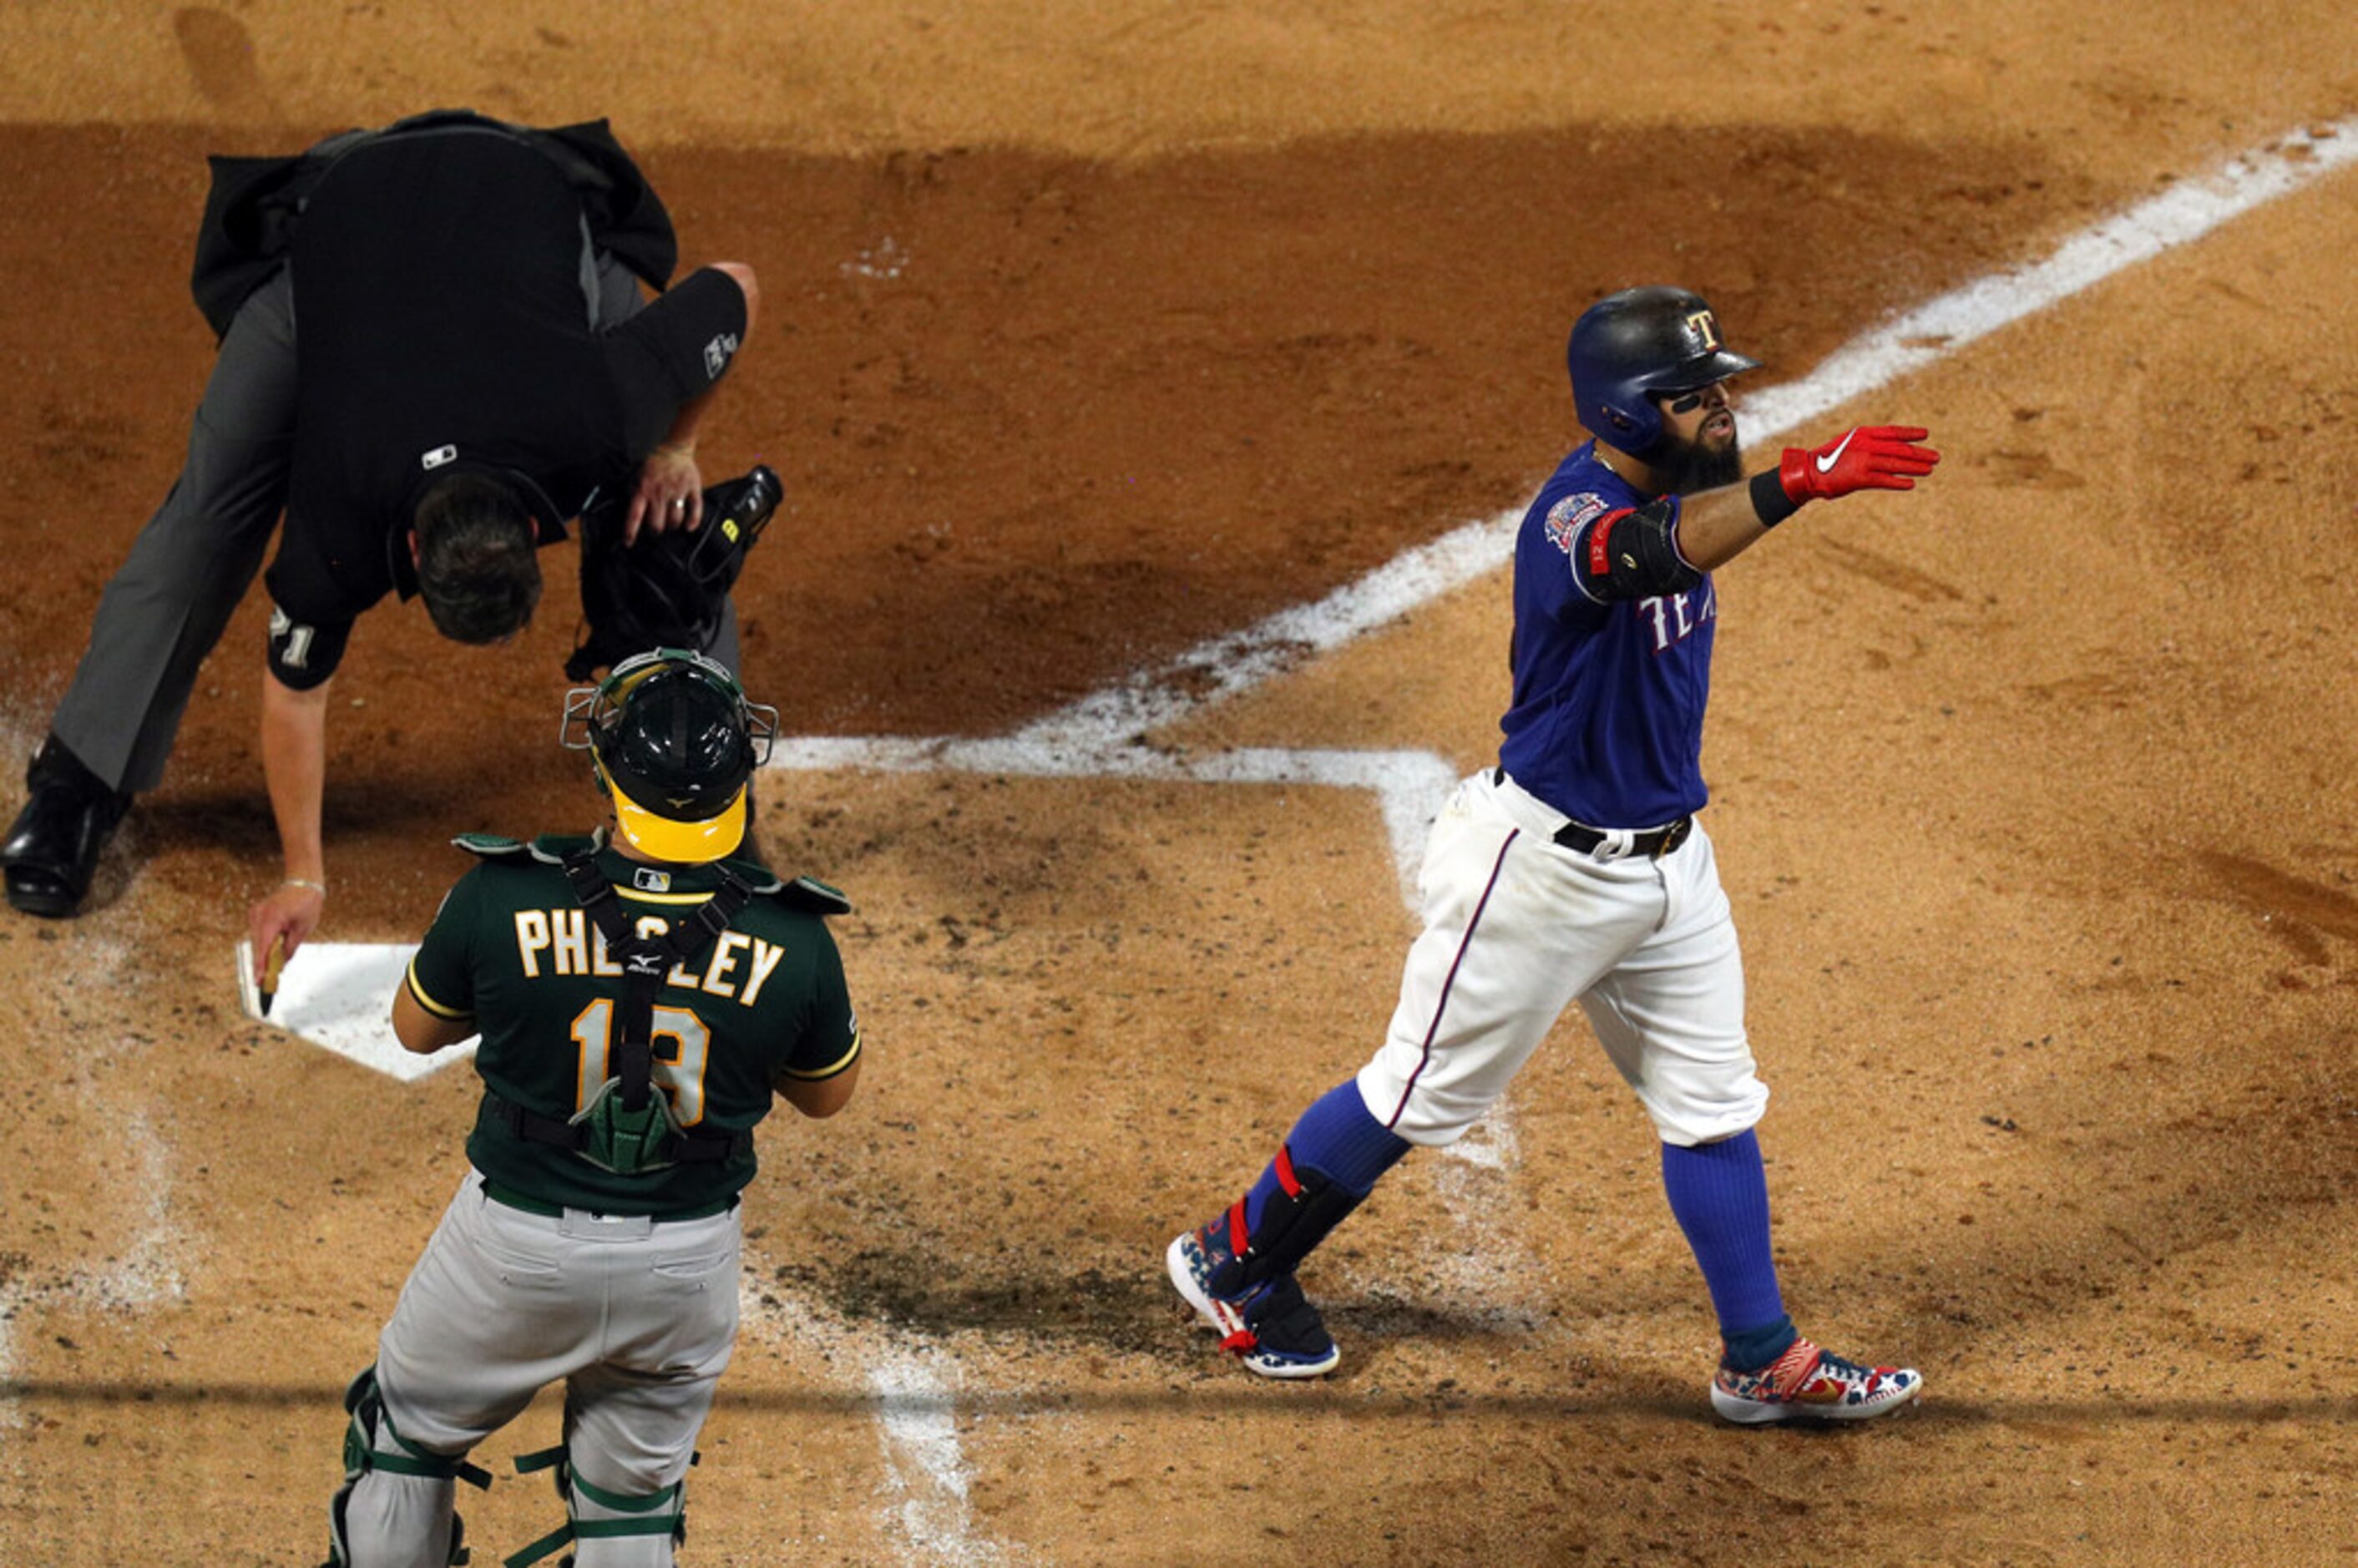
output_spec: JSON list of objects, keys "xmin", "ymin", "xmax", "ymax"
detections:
[
  {"xmin": 1544, "ymin": 489, "xmax": 1717, "ymax": 656},
  {"xmin": 1501, "ymin": 442, "xmax": 1720, "ymax": 827},
  {"xmin": 1640, "ymin": 580, "xmax": 1716, "ymax": 654}
]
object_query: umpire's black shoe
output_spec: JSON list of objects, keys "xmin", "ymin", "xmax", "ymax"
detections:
[{"xmin": 2, "ymin": 737, "xmax": 129, "ymax": 918}]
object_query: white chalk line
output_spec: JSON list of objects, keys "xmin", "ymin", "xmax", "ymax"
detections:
[
  {"xmin": 751, "ymin": 115, "xmax": 2358, "ymax": 1539},
  {"xmin": 736, "ymin": 1257, "xmax": 1015, "ymax": 1565},
  {"xmin": 868, "ymin": 1350, "xmax": 1006, "ymax": 1568},
  {"xmin": 0, "ymin": 711, "xmax": 190, "ymax": 1447},
  {"xmin": 774, "ymin": 734, "xmax": 1460, "ymax": 903},
  {"xmin": 0, "ymin": 1105, "xmax": 185, "ymax": 1414}
]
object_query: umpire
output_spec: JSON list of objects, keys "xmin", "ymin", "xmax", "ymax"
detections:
[{"xmin": 0, "ymin": 109, "xmax": 760, "ymax": 966}]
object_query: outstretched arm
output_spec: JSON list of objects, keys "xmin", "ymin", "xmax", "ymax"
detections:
[
  {"xmin": 248, "ymin": 668, "xmax": 330, "ymax": 982},
  {"xmin": 1676, "ymin": 425, "xmax": 1943, "ymax": 572}
]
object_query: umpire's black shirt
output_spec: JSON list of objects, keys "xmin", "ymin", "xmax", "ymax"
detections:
[{"xmin": 265, "ymin": 125, "xmax": 744, "ymax": 686}]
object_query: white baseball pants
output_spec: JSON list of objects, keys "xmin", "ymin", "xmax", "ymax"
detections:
[{"xmin": 1358, "ymin": 769, "xmax": 1768, "ymax": 1148}]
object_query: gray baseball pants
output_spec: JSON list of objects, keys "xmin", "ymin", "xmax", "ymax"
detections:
[
  {"xmin": 340, "ymin": 1169, "xmax": 742, "ymax": 1568},
  {"xmin": 44, "ymin": 250, "xmax": 737, "ymax": 797}
]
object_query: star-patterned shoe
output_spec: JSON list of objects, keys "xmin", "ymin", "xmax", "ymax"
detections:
[
  {"xmin": 1709, "ymin": 1335, "xmax": 1921, "ymax": 1424},
  {"xmin": 1166, "ymin": 1218, "xmax": 1340, "ymax": 1378}
]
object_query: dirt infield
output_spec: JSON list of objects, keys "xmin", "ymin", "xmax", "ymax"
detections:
[{"xmin": 3, "ymin": 4, "xmax": 2356, "ymax": 1565}]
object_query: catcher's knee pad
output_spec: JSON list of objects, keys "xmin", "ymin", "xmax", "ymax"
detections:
[
  {"xmin": 508, "ymin": 1443, "xmax": 693, "ymax": 1568},
  {"xmin": 1211, "ymin": 1146, "xmax": 1364, "ymax": 1296},
  {"xmin": 323, "ymin": 1366, "xmax": 490, "ymax": 1568}
]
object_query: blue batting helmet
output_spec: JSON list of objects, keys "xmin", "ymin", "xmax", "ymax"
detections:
[{"xmin": 1566, "ymin": 286, "xmax": 1762, "ymax": 456}]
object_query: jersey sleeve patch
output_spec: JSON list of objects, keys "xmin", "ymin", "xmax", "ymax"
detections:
[
  {"xmin": 605, "ymin": 267, "xmax": 752, "ymax": 459},
  {"xmin": 266, "ymin": 603, "xmax": 354, "ymax": 690},
  {"xmin": 1543, "ymin": 492, "xmax": 1612, "ymax": 559},
  {"xmin": 1544, "ymin": 492, "xmax": 1624, "ymax": 606}
]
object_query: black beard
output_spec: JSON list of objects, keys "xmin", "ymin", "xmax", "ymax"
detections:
[{"xmin": 1658, "ymin": 428, "xmax": 1745, "ymax": 493}]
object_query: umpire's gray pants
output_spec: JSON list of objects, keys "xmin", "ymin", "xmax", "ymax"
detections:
[
  {"xmin": 46, "ymin": 251, "xmax": 735, "ymax": 797},
  {"xmin": 52, "ymin": 268, "xmax": 299, "ymax": 794}
]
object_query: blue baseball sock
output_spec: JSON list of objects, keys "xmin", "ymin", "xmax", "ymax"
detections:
[
  {"xmin": 1243, "ymin": 1080, "xmax": 1411, "ymax": 1228},
  {"xmin": 1659, "ymin": 1130, "xmax": 1796, "ymax": 1370}
]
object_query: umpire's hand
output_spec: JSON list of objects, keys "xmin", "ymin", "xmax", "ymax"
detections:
[
  {"xmin": 248, "ymin": 879, "xmax": 325, "ymax": 986},
  {"xmin": 625, "ymin": 443, "xmax": 706, "ymax": 544}
]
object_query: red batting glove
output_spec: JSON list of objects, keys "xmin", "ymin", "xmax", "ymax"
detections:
[{"xmin": 1779, "ymin": 426, "xmax": 1941, "ymax": 503}]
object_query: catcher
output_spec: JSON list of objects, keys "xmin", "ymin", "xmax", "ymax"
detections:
[{"xmin": 321, "ymin": 648, "xmax": 860, "ymax": 1568}]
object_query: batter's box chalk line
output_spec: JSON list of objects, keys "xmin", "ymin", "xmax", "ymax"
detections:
[
  {"xmin": 0, "ymin": 1106, "xmax": 186, "ymax": 1424},
  {"xmin": 736, "ymin": 1254, "xmax": 1014, "ymax": 1565}
]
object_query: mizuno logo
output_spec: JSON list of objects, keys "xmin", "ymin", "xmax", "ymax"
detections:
[{"xmin": 1814, "ymin": 430, "xmax": 1858, "ymax": 474}]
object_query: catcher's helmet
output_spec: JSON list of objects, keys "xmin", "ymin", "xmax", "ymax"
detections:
[
  {"xmin": 559, "ymin": 649, "xmax": 779, "ymax": 862},
  {"xmin": 1566, "ymin": 286, "xmax": 1762, "ymax": 456}
]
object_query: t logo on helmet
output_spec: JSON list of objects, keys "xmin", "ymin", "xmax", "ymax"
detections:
[{"xmin": 1684, "ymin": 310, "xmax": 1724, "ymax": 352}]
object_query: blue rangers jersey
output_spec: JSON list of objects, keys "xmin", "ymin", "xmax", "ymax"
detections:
[{"xmin": 1497, "ymin": 442, "xmax": 1717, "ymax": 828}]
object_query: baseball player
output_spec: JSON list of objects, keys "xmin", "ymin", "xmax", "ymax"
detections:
[
  {"xmin": 1168, "ymin": 286, "xmax": 1939, "ymax": 1423},
  {"xmin": 0, "ymin": 109, "xmax": 758, "ymax": 956},
  {"xmin": 320, "ymin": 649, "xmax": 860, "ymax": 1566}
]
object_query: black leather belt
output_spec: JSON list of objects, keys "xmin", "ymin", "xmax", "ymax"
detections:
[
  {"xmin": 1553, "ymin": 814, "xmax": 1693, "ymax": 860},
  {"xmin": 1493, "ymin": 770, "xmax": 1693, "ymax": 859}
]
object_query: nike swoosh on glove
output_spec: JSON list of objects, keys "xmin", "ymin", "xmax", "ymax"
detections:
[{"xmin": 1779, "ymin": 426, "xmax": 1941, "ymax": 503}]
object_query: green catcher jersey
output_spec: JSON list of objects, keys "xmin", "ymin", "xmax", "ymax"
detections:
[{"xmin": 405, "ymin": 832, "xmax": 859, "ymax": 1215}]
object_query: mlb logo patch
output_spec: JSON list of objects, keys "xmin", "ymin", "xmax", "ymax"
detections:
[
  {"xmin": 703, "ymin": 331, "xmax": 741, "ymax": 380},
  {"xmin": 631, "ymin": 867, "xmax": 673, "ymax": 893},
  {"xmin": 1544, "ymin": 493, "xmax": 1609, "ymax": 557}
]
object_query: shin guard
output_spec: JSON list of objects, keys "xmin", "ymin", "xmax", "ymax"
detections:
[
  {"xmin": 507, "ymin": 1444, "xmax": 693, "ymax": 1568},
  {"xmin": 322, "ymin": 1367, "xmax": 490, "ymax": 1568},
  {"xmin": 1208, "ymin": 1145, "xmax": 1364, "ymax": 1297}
]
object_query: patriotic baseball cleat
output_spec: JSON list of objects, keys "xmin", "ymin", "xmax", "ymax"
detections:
[
  {"xmin": 1166, "ymin": 1219, "xmax": 1340, "ymax": 1378},
  {"xmin": 1708, "ymin": 1337, "xmax": 1921, "ymax": 1424}
]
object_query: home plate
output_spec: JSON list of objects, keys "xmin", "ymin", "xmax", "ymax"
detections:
[{"xmin": 234, "ymin": 940, "xmax": 478, "ymax": 1082}]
